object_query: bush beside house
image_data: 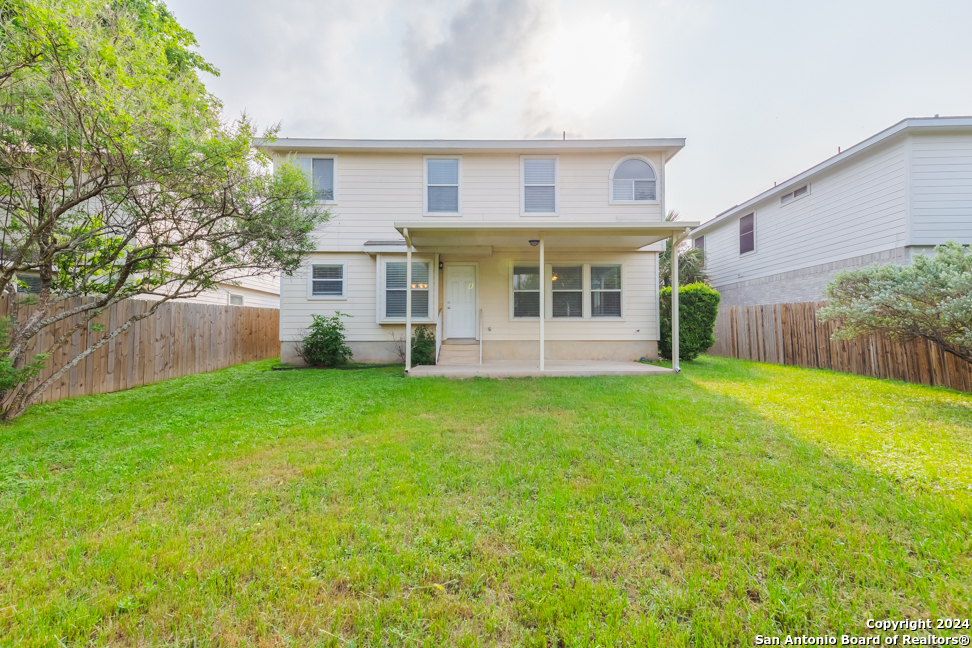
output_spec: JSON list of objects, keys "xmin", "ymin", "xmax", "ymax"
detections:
[
  {"xmin": 297, "ymin": 313, "xmax": 353, "ymax": 367},
  {"xmin": 660, "ymin": 283, "xmax": 721, "ymax": 361}
]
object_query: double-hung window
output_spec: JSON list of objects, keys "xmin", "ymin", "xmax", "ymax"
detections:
[
  {"xmin": 551, "ymin": 265, "xmax": 582, "ymax": 317},
  {"xmin": 590, "ymin": 265, "xmax": 622, "ymax": 317},
  {"xmin": 384, "ymin": 261, "xmax": 430, "ymax": 319},
  {"xmin": 739, "ymin": 213, "xmax": 755, "ymax": 254},
  {"xmin": 522, "ymin": 158, "xmax": 557, "ymax": 214},
  {"xmin": 425, "ymin": 157, "xmax": 460, "ymax": 214},
  {"xmin": 294, "ymin": 157, "xmax": 335, "ymax": 202},
  {"xmin": 512, "ymin": 266, "xmax": 540, "ymax": 317},
  {"xmin": 310, "ymin": 263, "xmax": 346, "ymax": 298}
]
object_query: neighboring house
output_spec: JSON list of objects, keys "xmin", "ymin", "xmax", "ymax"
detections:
[
  {"xmin": 691, "ymin": 116, "xmax": 972, "ymax": 307},
  {"xmin": 257, "ymin": 138, "xmax": 695, "ymax": 366},
  {"xmin": 13, "ymin": 272, "xmax": 280, "ymax": 308}
]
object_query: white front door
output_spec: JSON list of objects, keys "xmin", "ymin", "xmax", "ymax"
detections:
[{"xmin": 446, "ymin": 265, "xmax": 477, "ymax": 339}]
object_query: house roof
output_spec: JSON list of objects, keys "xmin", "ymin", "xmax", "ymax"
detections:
[
  {"xmin": 394, "ymin": 220, "xmax": 698, "ymax": 251},
  {"xmin": 256, "ymin": 137, "xmax": 686, "ymax": 160},
  {"xmin": 691, "ymin": 115, "xmax": 972, "ymax": 237}
]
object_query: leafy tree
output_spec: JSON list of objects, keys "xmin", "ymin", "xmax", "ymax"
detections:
[
  {"xmin": 297, "ymin": 313, "xmax": 353, "ymax": 367},
  {"xmin": 659, "ymin": 210, "xmax": 709, "ymax": 288},
  {"xmin": 818, "ymin": 241, "xmax": 972, "ymax": 365},
  {"xmin": 659, "ymin": 282, "xmax": 721, "ymax": 361},
  {"xmin": 0, "ymin": 0, "xmax": 327, "ymax": 418}
]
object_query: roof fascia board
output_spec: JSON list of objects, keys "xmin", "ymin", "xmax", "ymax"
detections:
[{"xmin": 255, "ymin": 138, "xmax": 685, "ymax": 156}]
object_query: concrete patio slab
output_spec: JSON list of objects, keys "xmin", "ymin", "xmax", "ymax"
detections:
[{"xmin": 408, "ymin": 360, "xmax": 671, "ymax": 379}]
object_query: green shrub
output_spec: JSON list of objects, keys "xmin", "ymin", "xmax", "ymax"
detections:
[
  {"xmin": 659, "ymin": 283, "xmax": 721, "ymax": 361},
  {"xmin": 297, "ymin": 312, "xmax": 353, "ymax": 367},
  {"xmin": 411, "ymin": 326, "xmax": 436, "ymax": 366}
]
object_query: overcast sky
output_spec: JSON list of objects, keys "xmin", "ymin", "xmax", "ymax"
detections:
[{"xmin": 167, "ymin": 0, "xmax": 972, "ymax": 223}]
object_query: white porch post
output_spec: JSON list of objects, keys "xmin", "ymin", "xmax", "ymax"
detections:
[
  {"xmin": 671, "ymin": 233, "xmax": 680, "ymax": 374},
  {"xmin": 539, "ymin": 234, "xmax": 545, "ymax": 372},
  {"xmin": 405, "ymin": 228, "xmax": 412, "ymax": 374}
]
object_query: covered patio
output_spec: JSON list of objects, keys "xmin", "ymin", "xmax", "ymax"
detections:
[{"xmin": 395, "ymin": 220, "xmax": 699, "ymax": 378}]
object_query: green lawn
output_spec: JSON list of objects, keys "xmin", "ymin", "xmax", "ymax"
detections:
[{"xmin": 1, "ymin": 357, "xmax": 970, "ymax": 646}]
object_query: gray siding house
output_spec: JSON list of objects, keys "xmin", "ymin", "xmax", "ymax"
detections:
[{"xmin": 691, "ymin": 116, "xmax": 972, "ymax": 307}]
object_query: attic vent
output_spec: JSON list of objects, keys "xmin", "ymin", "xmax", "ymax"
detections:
[{"xmin": 781, "ymin": 183, "xmax": 809, "ymax": 205}]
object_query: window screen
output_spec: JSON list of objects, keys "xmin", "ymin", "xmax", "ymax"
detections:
[
  {"xmin": 551, "ymin": 265, "xmax": 582, "ymax": 317},
  {"xmin": 694, "ymin": 236, "xmax": 704, "ymax": 252},
  {"xmin": 427, "ymin": 158, "xmax": 459, "ymax": 213},
  {"xmin": 312, "ymin": 159, "xmax": 334, "ymax": 201},
  {"xmin": 523, "ymin": 159, "xmax": 556, "ymax": 213},
  {"xmin": 512, "ymin": 265, "xmax": 540, "ymax": 317},
  {"xmin": 591, "ymin": 265, "xmax": 621, "ymax": 317},
  {"xmin": 739, "ymin": 213, "xmax": 755, "ymax": 254},
  {"xmin": 312, "ymin": 264, "xmax": 344, "ymax": 296},
  {"xmin": 385, "ymin": 262, "xmax": 429, "ymax": 318}
]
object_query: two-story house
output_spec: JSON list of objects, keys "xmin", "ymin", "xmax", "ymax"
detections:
[
  {"xmin": 691, "ymin": 116, "xmax": 972, "ymax": 307},
  {"xmin": 257, "ymin": 138, "xmax": 697, "ymax": 374}
]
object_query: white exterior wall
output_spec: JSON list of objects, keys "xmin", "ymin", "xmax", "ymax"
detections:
[
  {"xmin": 910, "ymin": 131, "xmax": 972, "ymax": 246},
  {"xmin": 277, "ymin": 149, "xmax": 667, "ymax": 360},
  {"xmin": 700, "ymin": 138, "xmax": 909, "ymax": 305}
]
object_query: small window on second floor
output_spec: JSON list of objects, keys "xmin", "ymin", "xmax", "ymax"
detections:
[
  {"xmin": 694, "ymin": 236, "xmax": 704, "ymax": 252},
  {"xmin": 781, "ymin": 183, "xmax": 809, "ymax": 205},
  {"xmin": 294, "ymin": 157, "xmax": 335, "ymax": 202},
  {"xmin": 522, "ymin": 158, "xmax": 557, "ymax": 214},
  {"xmin": 426, "ymin": 158, "xmax": 460, "ymax": 214},
  {"xmin": 739, "ymin": 213, "xmax": 755, "ymax": 254},
  {"xmin": 612, "ymin": 158, "xmax": 656, "ymax": 202}
]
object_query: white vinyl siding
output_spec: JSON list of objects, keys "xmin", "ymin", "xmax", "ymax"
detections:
[
  {"xmin": 522, "ymin": 157, "xmax": 557, "ymax": 214},
  {"xmin": 700, "ymin": 138, "xmax": 908, "ymax": 294},
  {"xmin": 910, "ymin": 132, "xmax": 972, "ymax": 246},
  {"xmin": 425, "ymin": 157, "xmax": 460, "ymax": 214}
]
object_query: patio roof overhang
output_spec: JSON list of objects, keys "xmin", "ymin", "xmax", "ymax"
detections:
[{"xmin": 393, "ymin": 220, "xmax": 700, "ymax": 251}]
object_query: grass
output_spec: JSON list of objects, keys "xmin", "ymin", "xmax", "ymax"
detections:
[{"xmin": 0, "ymin": 356, "xmax": 970, "ymax": 646}]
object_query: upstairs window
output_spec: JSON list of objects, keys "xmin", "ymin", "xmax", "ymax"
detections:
[
  {"xmin": 426, "ymin": 157, "xmax": 460, "ymax": 214},
  {"xmin": 694, "ymin": 236, "xmax": 704, "ymax": 252},
  {"xmin": 739, "ymin": 213, "xmax": 755, "ymax": 254},
  {"xmin": 522, "ymin": 158, "xmax": 557, "ymax": 214},
  {"xmin": 612, "ymin": 158, "xmax": 656, "ymax": 202},
  {"xmin": 512, "ymin": 266, "xmax": 540, "ymax": 317},
  {"xmin": 311, "ymin": 263, "xmax": 346, "ymax": 298},
  {"xmin": 295, "ymin": 157, "xmax": 335, "ymax": 201},
  {"xmin": 551, "ymin": 265, "xmax": 582, "ymax": 317},
  {"xmin": 16, "ymin": 274, "xmax": 42, "ymax": 294},
  {"xmin": 591, "ymin": 265, "xmax": 622, "ymax": 317},
  {"xmin": 781, "ymin": 183, "xmax": 809, "ymax": 205},
  {"xmin": 385, "ymin": 261, "xmax": 430, "ymax": 318}
]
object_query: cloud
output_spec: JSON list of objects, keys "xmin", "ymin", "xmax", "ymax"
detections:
[{"xmin": 403, "ymin": 0, "xmax": 551, "ymax": 117}]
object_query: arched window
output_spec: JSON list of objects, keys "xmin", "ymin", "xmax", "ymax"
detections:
[{"xmin": 612, "ymin": 158, "xmax": 656, "ymax": 202}]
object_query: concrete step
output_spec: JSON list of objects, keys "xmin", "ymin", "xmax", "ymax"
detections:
[{"xmin": 437, "ymin": 344, "xmax": 481, "ymax": 365}]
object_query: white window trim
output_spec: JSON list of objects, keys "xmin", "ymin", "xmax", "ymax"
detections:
[
  {"xmin": 376, "ymin": 255, "xmax": 436, "ymax": 324},
  {"xmin": 520, "ymin": 155, "xmax": 559, "ymax": 217},
  {"xmin": 739, "ymin": 212, "xmax": 756, "ymax": 256},
  {"xmin": 608, "ymin": 155, "xmax": 660, "ymax": 205},
  {"xmin": 292, "ymin": 154, "xmax": 338, "ymax": 205},
  {"xmin": 228, "ymin": 293, "xmax": 244, "ymax": 306},
  {"xmin": 423, "ymin": 155, "xmax": 462, "ymax": 216},
  {"xmin": 508, "ymin": 261, "xmax": 625, "ymax": 321},
  {"xmin": 780, "ymin": 182, "xmax": 810, "ymax": 206},
  {"xmin": 307, "ymin": 261, "xmax": 348, "ymax": 300}
]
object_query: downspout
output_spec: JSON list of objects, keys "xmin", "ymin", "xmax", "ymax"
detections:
[
  {"xmin": 671, "ymin": 226, "xmax": 692, "ymax": 374},
  {"xmin": 539, "ymin": 234, "xmax": 545, "ymax": 372}
]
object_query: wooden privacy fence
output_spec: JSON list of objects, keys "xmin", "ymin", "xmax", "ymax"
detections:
[
  {"xmin": 4, "ymin": 296, "xmax": 280, "ymax": 405},
  {"xmin": 709, "ymin": 301, "xmax": 972, "ymax": 392}
]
